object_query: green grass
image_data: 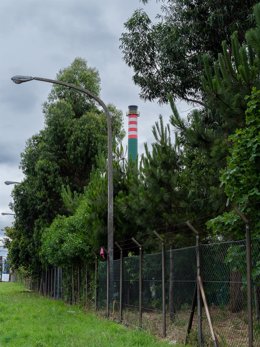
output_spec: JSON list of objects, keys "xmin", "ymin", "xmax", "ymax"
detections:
[{"xmin": 0, "ymin": 282, "xmax": 183, "ymax": 347}]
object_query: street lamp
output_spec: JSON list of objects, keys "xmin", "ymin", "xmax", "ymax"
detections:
[
  {"xmin": 1, "ymin": 213, "xmax": 15, "ymax": 216},
  {"xmin": 11, "ymin": 75, "xmax": 114, "ymax": 268},
  {"xmin": 4, "ymin": 181, "xmax": 20, "ymax": 185}
]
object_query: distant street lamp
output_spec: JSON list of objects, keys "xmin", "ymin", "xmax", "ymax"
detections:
[
  {"xmin": 11, "ymin": 75, "xmax": 114, "ymax": 273},
  {"xmin": 1, "ymin": 213, "xmax": 15, "ymax": 216},
  {"xmin": 4, "ymin": 181, "xmax": 20, "ymax": 185}
]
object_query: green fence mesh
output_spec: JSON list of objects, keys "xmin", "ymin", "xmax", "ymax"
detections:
[
  {"xmin": 26, "ymin": 238, "xmax": 260, "ymax": 346},
  {"xmin": 96, "ymin": 238, "xmax": 260, "ymax": 346}
]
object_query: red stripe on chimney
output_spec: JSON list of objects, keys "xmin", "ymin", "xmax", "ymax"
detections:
[{"xmin": 129, "ymin": 127, "xmax": 137, "ymax": 132}]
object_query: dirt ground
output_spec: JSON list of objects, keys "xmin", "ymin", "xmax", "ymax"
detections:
[{"xmin": 98, "ymin": 306, "xmax": 260, "ymax": 347}]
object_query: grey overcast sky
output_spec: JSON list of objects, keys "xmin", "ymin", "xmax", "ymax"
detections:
[{"xmin": 0, "ymin": 0, "xmax": 189, "ymax": 234}]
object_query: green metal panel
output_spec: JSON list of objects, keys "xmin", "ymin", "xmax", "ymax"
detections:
[{"xmin": 128, "ymin": 138, "xmax": 138, "ymax": 162}]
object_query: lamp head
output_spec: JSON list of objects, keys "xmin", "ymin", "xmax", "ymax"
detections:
[
  {"xmin": 4, "ymin": 181, "xmax": 20, "ymax": 185},
  {"xmin": 11, "ymin": 75, "xmax": 34, "ymax": 84}
]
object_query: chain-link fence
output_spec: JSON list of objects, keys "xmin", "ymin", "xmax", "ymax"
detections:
[
  {"xmin": 26, "ymin": 264, "xmax": 94, "ymax": 309},
  {"xmin": 96, "ymin": 238, "xmax": 260, "ymax": 347},
  {"xmin": 200, "ymin": 240, "xmax": 248, "ymax": 346},
  {"xmin": 19, "ymin": 237, "xmax": 260, "ymax": 346}
]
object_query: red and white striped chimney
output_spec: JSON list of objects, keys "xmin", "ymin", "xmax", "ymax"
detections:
[{"xmin": 127, "ymin": 105, "xmax": 139, "ymax": 161}]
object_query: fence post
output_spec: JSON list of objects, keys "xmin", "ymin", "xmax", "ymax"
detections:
[
  {"xmin": 115, "ymin": 242, "xmax": 123, "ymax": 323},
  {"xmin": 169, "ymin": 246, "xmax": 175, "ymax": 322},
  {"xmin": 77, "ymin": 265, "xmax": 81, "ymax": 303},
  {"xmin": 48, "ymin": 268, "xmax": 50, "ymax": 297},
  {"xmin": 105, "ymin": 248, "xmax": 110, "ymax": 318},
  {"xmin": 50, "ymin": 268, "xmax": 52, "ymax": 297},
  {"xmin": 153, "ymin": 231, "xmax": 166, "ymax": 337},
  {"xmin": 52, "ymin": 268, "xmax": 54, "ymax": 298},
  {"xmin": 94, "ymin": 255, "xmax": 98, "ymax": 311},
  {"xmin": 60, "ymin": 267, "xmax": 63, "ymax": 300},
  {"xmin": 47, "ymin": 268, "xmax": 50, "ymax": 297},
  {"xmin": 186, "ymin": 221, "xmax": 203, "ymax": 347},
  {"xmin": 85, "ymin": 264, "xmax": 88, "ymax": 308},
  {"xmin": 44, "ymin": 268, "xmax": 47, "ymax": 296},
  {"xmin": 39, "ymin": 270, "xmax": 43, "ymax": 295},
  {"xmin": 0, "ymin": 257, "xmax": 2, "ymax": 282},
  {"xmin": 56, "ymin": 267, "xmax": 59, "ymax": 299},
  {"xmin": 38, "ymin": 274, "xmax": 42, "ymax": 294},
  {"xmin": 235, "ymin": 208, "xmax": 253, "ymax": 347},
  {"xmin": 196, "ymin": 233, "xmax": 203, "ymax": 346},
  {"xmin": 132, "ymin": 237, "xmax": 143, "ymax": 329},
  {"xmin": 53, "ymin": 268, "xmax": 56, "ymax": 299},
  {"xmin": 255, "ymin": 286, "xmax": 260, "ymax": 322},
  {"xmin": 51, "ymin": 267, "xmax": 53, "ymax": 298},
  {"xmin": 59, "ymin": 267, "xmax": 61, "ymax": 299},
  {"xmin": 53, "ymin": 267, "xmax": 55, "ymax": 298},
  {"xmin": 71, "ymin": 265, "xmax": 75, "ymax": 305},
  {"xmin": 45, "ymin": 268, "xmax": 48, "ymax": 296}
]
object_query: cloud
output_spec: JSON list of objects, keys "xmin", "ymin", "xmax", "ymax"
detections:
[
  {"xmin": 0, "ymin": 143, "xmax": 21, "ymax": 165},
  {"xmin": 0, "ymin": 83, "xmax": 39, "ymax": 112}
]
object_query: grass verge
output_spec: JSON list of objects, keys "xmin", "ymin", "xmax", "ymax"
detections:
[{"xmin": 0, "ymin": 282, "xmax": 184, "ymax": 347}]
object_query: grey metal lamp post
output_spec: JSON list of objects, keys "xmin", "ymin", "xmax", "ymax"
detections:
[
  {"xmin": 11, "ymin": 75, "xmax": 114, "ymax": 268},
  {"xmin": 1, "ymin": 213, "xmax": 15, "ymax": 216}
]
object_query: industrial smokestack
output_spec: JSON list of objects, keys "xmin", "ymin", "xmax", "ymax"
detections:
[{"xmin": 127, "ymin": 105, "xmax": 139, "ymax": 162}]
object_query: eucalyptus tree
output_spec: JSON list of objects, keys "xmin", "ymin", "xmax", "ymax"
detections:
[{"xmin": 120, "ymin": 0, "xmax": 257, "ymax": 103}]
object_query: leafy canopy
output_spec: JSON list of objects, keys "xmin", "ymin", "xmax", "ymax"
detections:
[{"xmin": 120, "ymin": 0, "xmax": 256, "ymax": 103}]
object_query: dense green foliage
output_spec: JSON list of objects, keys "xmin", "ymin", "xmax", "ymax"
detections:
[
  {"xmin": 120, "ymin": 0, "xmax": 257, "ymax": 103},
  {"xmin": 207, "ymin": 88, "xmax": 260, "ymax": 238},
  {"xmin": 41, "ymin": 168, "xmax": 107, "ymax": 266}
]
